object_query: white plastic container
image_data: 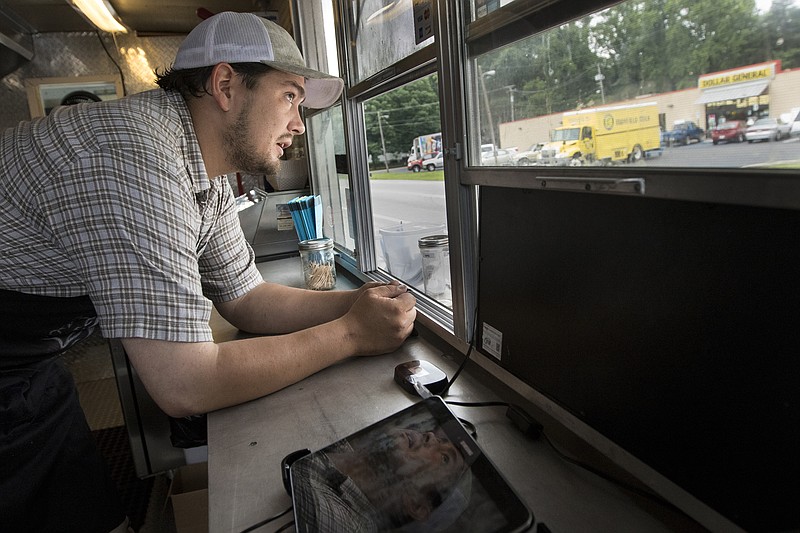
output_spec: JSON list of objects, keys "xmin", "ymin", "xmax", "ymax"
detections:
[{"xmin": 379, "ymin": 223, "xmax": 445, "ymax": 286}]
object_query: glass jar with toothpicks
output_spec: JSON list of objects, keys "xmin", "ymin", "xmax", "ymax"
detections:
[{"xmin": 298, "ymin": 237, "xmax": 336, "ymax": 290}]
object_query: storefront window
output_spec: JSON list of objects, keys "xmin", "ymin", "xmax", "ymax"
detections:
[{"xmin": 469, "ymin": 0, "xmax": 800, "ymax": 169}]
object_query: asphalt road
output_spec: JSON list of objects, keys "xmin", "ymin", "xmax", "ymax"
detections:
[
  {"xmin": 366, "ymin": 138, "xmax": 798, "ymax": 276},
  {"xmin": 643, "ymin": 136, "xmax": 799, "ymax": 168}
]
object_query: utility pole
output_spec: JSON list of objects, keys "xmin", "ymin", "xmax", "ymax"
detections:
[
  {"xmin": 595, "ymin": 64, "xmax": 606, "ymax": 104},
  {"xmin": 377, "ymin": 112, "xmax": 390, "ymax": 172},
  {"xmin": 479, "ymin": 67, "xmax": 498, "ymax": 164},
  {"xmin": 507, "ymin": 85, "xmax": 515, "ymax": 122}
]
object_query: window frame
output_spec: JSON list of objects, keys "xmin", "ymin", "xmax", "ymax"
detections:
[{"xmin": 296, "ymin": 0, "xmax": 800, "ymax": 350}]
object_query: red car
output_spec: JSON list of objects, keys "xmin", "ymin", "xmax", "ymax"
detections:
[
  {"xmin": 407, "ymin": 156, "xmax": 424, "ymax": 172},
  {"xmin": 711, "ymin": 120, "xmax": 747, "ymax": 145}
]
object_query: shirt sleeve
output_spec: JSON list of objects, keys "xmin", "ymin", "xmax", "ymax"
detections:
[{"xmin": 197, "ymin": 178, "xmax": 263, "ymax": 303}]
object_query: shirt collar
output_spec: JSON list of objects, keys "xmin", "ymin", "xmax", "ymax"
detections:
[{"xmin": 167, "ymin": 89, "xmax": 211, "ymax": 194}]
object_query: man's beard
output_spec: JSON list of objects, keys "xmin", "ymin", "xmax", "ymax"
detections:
[{"xmin": 223, "ymin": 107, "xmax": 282, "ymax": 176}]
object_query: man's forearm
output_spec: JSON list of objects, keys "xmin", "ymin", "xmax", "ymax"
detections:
[
  {"xmin": 216, "ymin": 281, "xmax": 358, "ymax": 334},
  {"xmin": 123, "ymin": 283, "xmax": 416, "ymax": 417}
]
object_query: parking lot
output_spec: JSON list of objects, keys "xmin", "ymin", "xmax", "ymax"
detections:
[{"xmin": 643, "ymin": 136, "xmax": 800, "ymax": 168}]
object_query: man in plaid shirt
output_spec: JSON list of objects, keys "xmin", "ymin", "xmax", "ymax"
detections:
[{"xmin": 0, "ymin": 12, "xmax": 416, "ymax": 532}]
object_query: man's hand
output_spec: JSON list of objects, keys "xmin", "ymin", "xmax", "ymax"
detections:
[{"xmin": 344, "ymin": 282, "xmax": 417, "ymax": 356}]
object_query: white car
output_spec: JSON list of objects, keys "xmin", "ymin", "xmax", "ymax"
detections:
[
  {"xmin": 481, "ymin": 147, "xmax": 518, "ymax": 165},
  {"xmin": 786, "ymin": 108, "xmax": 800, "ymax": 138},
  {"xmin": 422, "ymin": 151, "xmax": 444, "ymax": 171},
  {"xmin": 745, "ymin": 118, "xmax": 791, "ymax": 143},
  {"xmin": 511, "ymin": 143, "xmax": 545, "ymax": 165}
]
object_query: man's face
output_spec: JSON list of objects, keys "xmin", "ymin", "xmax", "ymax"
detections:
[
  {"xmin": 386, "ymin": 427, "xmax": 466, "ymax": 489},
  {"xmin": 222, "ymin": 69, "xmax": 306, "ymax": 176},
  {"xmin": 348, "ymin": 425, "xmax": 469, "ymax": 526}
]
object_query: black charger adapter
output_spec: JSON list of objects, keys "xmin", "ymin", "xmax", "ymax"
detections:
[
  {"xmin": 506, "ymin": 404, "xmax": 543, "ymax": 438},
  {"xmin": 393, "ymin": 359, "xmax": 449, "ymax": 396}
]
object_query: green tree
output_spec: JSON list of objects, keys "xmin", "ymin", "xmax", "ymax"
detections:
[
  {"xmin": 478, "ymin": 17, "xmax": 597, "ymax": 132},
  {"xmin": 762, "ymin": 0, "xmax": 800, "ymax": 68},
  {"xmin": 589, "ymin": 0, "xmax": 762, "ymax": 95},
  {"xmin": 482, "ymin": 0, "xmax": 795, "ymax": 128},
  {"xmin": 364, "ymin": 75, "xmax": 440, "ymax": 166}
]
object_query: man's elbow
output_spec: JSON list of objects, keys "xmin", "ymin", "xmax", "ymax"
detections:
[
  {"xmin": 121, "ymin": 338, "xmax": 218, "ymax": 418},
  {"xmin": 151, "ymin": 388, "xmax": 207, "ymax": 419}
]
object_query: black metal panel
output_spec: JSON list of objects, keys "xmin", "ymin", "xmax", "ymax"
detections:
[{"xmin": 477, "ymin": 185, "xmax": 800, "ymax": 532}]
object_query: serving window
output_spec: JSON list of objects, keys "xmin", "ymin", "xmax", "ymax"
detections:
[{"xmin": 299, "ymin": 0, "xmax": 800, "ymax": 343}]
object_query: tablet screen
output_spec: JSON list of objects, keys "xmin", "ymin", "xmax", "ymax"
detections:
[{"xmin": 289, "ymin": 397, "xmax": 533, "ymax": 532}]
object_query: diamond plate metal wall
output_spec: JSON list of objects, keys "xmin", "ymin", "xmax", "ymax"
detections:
[{"xmin": 0, "ymin": 31, "xmax": 183, "ymax": 129}]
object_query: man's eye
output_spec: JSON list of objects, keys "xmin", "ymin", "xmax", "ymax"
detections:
[
  {"xmin": 286, "ymin": 93, "xmax": 295, "ymax": 103},
  {"xmin": 442, "ymin": 454, "xmax": 449, "ymax": 464}
]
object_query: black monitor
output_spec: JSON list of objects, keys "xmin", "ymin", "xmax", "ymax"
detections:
[{"xmin": 476, "ymin": 183, "xmax": 799, "ymax": 532}]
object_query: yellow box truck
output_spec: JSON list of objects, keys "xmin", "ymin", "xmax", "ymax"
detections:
[{"xmin": 537, "ymin": 102, "xmax": 661, "ymax": 166}]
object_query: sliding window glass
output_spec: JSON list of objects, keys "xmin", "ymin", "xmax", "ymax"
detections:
[
  {"xmin": 469, "ymin": 0, "xmax": 519, "ymax": 21},
  {"xmin": 363, "ymin": 76, "xmax": 449, "ymax": 305},
  {"xmin": 468, "ymin": 0, "xmax": 800, "ymax": 169},
  {"xmin": 350, "ymin": 0, "xmax": 435, "ymax": 83},
  {"xmin": 318, "ymin": 0, "xmax": 452, "ymax": 311},
  {"xmin": 306, "ymin": 106, "xmax": 356, "ymax": 255}
]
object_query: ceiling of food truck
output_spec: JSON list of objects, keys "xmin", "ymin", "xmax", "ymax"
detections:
[{"xmin": 3, "ymin": 0, "xmax": 288, "ymax": 35}]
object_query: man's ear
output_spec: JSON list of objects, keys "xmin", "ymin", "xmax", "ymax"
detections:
[
  {"xmin": 208, "ymin": 63, "xmax": 237, "ymax": 112},
  {"xmin": 402, "ymin": 492, "xmax": 432, "ymax": 522}
]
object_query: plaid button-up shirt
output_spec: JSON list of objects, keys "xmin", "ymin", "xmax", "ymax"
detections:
[{"xmin": 0, "ymin": 89, "xmax": 262, "ymax": 343}]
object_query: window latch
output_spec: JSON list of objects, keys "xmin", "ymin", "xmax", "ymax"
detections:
[{"xmin": 450, "ymin": 142, "xmax": 462, "ymax": 161}]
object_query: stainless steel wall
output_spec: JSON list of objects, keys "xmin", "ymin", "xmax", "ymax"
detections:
[{"xmin": 0, "ymin": 31, "xmax": 183, "ymax": 129}]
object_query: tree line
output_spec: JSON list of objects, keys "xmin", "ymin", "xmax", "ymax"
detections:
[{"xmin": 363, "ymin": 0, "xmax": 799, "ymax": 163}]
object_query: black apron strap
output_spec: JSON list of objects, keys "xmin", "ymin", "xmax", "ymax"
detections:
[{"xmin": 0, "ymin": 288, "xmax": 98, "ymax": 368}]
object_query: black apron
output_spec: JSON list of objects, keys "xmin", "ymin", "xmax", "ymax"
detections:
[{"xmin": 0, "ymin": 289, "xmax": 125, "ymax": 532}]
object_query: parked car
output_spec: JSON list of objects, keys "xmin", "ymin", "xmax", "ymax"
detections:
[
  {"xmin": 511, "ymin": 142, "xmax": 545, "ymax": 165},
  {"xmin": 783, "ymin": 108, "xmax": 800, "ymax": 138},
  {"xmin": 422, "ymin": 151, "xmax": 444, "ymax": 171},
  {"xmin": 711, "ymin": 120, "xmax": 747, "ymax": 145},
  {"xmin": 662, "ymin": 121, "xmax": 705, "ymax": 146},
  {"xmin": 745, "ymin": 117, "xmax": 791, "ymax": 143},
  {"xmin": 481, "ymin": 147, "xmax": 518, "ymax": 165},
  {"xmin": 480, "ymin": 143, "xmax": 496, "ymax": 156},
  {"xmin": 407, "ymin": 155, "xmax": 423, "ymax": 172},
  {"xmin": 777, "ymin": 118, "xmax": 792, "ymax": 139}
]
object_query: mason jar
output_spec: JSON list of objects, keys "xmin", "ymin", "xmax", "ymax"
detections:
[
  {"xmin": 418, "ymin": 235, "xmax": 451, "ymax": 307},
  {"xmin": 298, "ymin": 237, "xmax": 336, "ymax": 290}
]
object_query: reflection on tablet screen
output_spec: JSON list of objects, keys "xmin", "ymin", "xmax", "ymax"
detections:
[{"xmin": 289, "ymin": 397, "xmax": 533, "ymax": 532}]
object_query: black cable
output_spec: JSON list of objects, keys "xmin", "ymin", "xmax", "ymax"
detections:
[
  {"xmin": 447, "ymin": 400, "xmax": 681, "ymax": 513},
  {"xmin": 240, "ymin": 505, "xmax": 293, "ymax": 533},
  {"xmin": 274, "ymin": 520, "xmax": 295, "ymax": 532},
  {"xmin": 95, "ymin": 31, "xmax": 128, "ymax": 96},
  {"xmin": 446, "ymin": 400, "xmax": 509, "ymax": 408},
  {"xmin": 456, "ymin": 416, "xmax": 478, "ymax": 439},
  {"xmin": 440, "ymin": 305, "xmax": 479, "ymax": 397},
  {"xmin": 447, "ymin": 400, "xmax": 514, "ymax": 441},
  {"xmin": 540, "ymin": 431, "xmax": 681, "ymax": 512}
]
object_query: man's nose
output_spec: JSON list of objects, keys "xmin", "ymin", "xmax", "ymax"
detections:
[{"xmin": 289, "ymin": 108, "xmax": 305, "ymax": 136}]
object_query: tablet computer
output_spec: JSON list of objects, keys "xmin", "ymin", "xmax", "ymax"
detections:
[{"xmin": 288, "ymin": 396, "xmax": 534, "ymax": 532}]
